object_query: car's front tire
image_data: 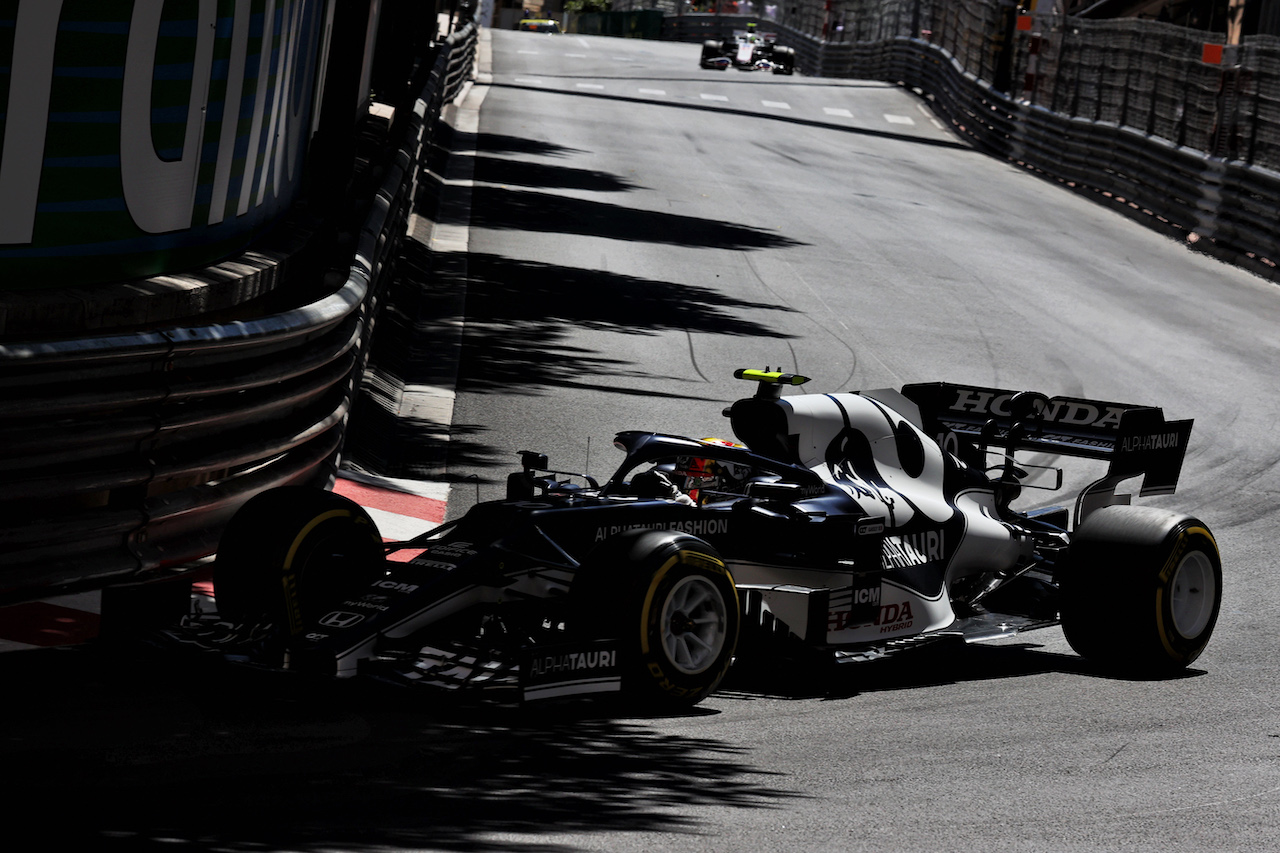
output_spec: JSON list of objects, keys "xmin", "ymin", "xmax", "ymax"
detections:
[
  {"xmin": 575, "ymin": 531, "xmax": 739, "ymax": 709},
  {"xmin": 1059, "ymin": 506, "xmax": 1222, "ymax": 673},
  {"xmin": 214, "ymin": 487, "xmax": 386, "ymax": 635},
  {"xmin": 700, "ymin": 39, "xmax": 727, "ymax": 69}
]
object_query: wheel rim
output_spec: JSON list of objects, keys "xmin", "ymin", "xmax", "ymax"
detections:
[
  {"xmin": 1169, "ymin": 550, "xmax": 1216, "ymax": 639},
  {"xmin": 659, "ymin": 574, "xmax": 728, "ymax": 675}
]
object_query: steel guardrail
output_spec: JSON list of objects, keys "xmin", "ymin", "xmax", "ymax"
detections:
[
  {"xmin": 875, "ymin": 35, "xmax": 1280, "ymax": 278},
  {"xmin": 0, "ymin": 22, "xmax": 478, "ymax": 605},
  {"xmin": 674, "ymin": 3, "xmax": 1280, "ymax": 279},
  {"xmin": 769, "ymin": 3, "xmax": 1280, "ymax": 282}
]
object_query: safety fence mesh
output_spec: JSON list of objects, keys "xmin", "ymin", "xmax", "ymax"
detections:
[{"xmin": 786, "ymin": 0, "xmax": 1280, "ymax": 169}]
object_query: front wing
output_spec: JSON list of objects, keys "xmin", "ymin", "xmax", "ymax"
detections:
[{"xmin": 157, "ymin": 611, "xmax": 622, "ymax": 705}]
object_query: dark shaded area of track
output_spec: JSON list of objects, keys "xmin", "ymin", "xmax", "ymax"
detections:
[{"xmin": 3, "ymin": 640, "xmax": 1117, "ymax": 850}]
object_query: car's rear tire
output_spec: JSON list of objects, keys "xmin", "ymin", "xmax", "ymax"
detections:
[
  {"xmin": 575, "ymin": 531, "xmax": 739, "ymax": 709},
  {"xmin": 771, "ymin": 45, "xmax": 796, "ymax": 75},
  {"xmin": 214, "ymin": 487, "xmax": 386, "ymax": 635},
  {"xmin": 1059, "ymin": 506, "xmax": 1221, "ymax": 674}
]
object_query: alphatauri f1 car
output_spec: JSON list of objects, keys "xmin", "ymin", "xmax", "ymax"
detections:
[{"xmin": 169, "ymin": 370, "xmax": 1222, "ymax": 709}]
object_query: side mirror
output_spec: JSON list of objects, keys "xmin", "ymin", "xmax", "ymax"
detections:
[
  {"xmin": 519, "ymin": 450, "xmax": 549, "ymax": 470},
  {"xmin": 507, "ymin": 471, "xmax": 535, "ymax": 501}
]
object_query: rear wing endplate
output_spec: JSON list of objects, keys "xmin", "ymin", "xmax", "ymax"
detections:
[{"xmin": 899, "ymin": 383, "xmax": 1194, "ymax": 496}]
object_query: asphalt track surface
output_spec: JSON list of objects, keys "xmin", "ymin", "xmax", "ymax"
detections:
[{"xmin": 6, "ymin": 29, "xmax": 1280, "ymax": 852}]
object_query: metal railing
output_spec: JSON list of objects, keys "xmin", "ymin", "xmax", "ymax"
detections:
[
  {"xmin": 767, "ymin": 0, "xmax": 1280, "ymax": 279},
  {"xmin": 0, "ymin": 22, "xmax": 478, "ymax": 605}
]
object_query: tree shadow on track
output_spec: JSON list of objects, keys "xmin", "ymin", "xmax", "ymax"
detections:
[
  {"xmin": 465, "ymin": 252, "xmax": 792, "ymax": 342},
  {"xmin": 454, "ymin": 250, "xmax": 795, "ymax": 394},
  {"xmin": 470, "ymin": 131, "xmax": 586, "ymax": 159},
  {"xmin": 1, "ymin": 646, "xmax": 803, "ymax": 852},
  {"xmin": 346, "ymin": 243, "xmax": 797, "ymax": 480},
  {"xmin": 458, "ymin": 185, "xmax": 804, "ymax": 251},
  {"xmin": 447, "ymin": 251, "xmax": 796, "ymax": 480},
  {"xmin": 474, "ymin": 156, "xmax": 641, "ymax": 193}
]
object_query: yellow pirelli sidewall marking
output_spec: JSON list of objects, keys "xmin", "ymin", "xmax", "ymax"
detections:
[
  {"xmin": 1155, "ymin": 526, "xmax": 1218, "ymax": 659},
  {"xmin": 1188, "ymin": 526, "xmax": 1218, "ymax": 554},
  {"xmin": 284, "ymin": 510, "xmax": 351, "ymax": 570},
  {"xmin": 1158, "ymin": 525, "xmax": 1217, "ymax": 583},
  {"xmin": 638, "ymin": 550, "xmax": 731, "ymax": 656},
  {"xmin": 281, "ymin": 509, "xmax": 351, "ymax": 633},
  {"xmin": 1154, "ymin": 586, "xmax": 1176, "ymax": 659}
]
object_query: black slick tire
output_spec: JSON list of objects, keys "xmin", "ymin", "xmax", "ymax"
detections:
[
  {"xmin": 1059, "ymin": 506, "xmax": 1221, "ymax": 674},
  {"xmin": 214, "ymin": 486, "xmax": 386, "ymax": 635},
  {"xmin": 575, "ymin": 530, "xmax": 739, "ymax": 709},
  {"xmin": 700, "ymin": 39, "xmax": 724, "ymax": 69},
  {"xmin": 771, "ymin": 46, "xmax": 795, "ymax": 75}
]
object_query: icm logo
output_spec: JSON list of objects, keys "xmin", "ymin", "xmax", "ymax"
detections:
[
  {"xmin": 851, "ymin": 586, "xmax": 881, "ymax": 605},
  {"xmin": 319, "ymin": 611, "xmax": 365, "ymax": 629},
  {"xmin": 376, "ymin": 581, "xmax": 420, "ymax": 594}
]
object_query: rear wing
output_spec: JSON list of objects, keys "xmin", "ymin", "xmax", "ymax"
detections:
[{"xmin": 899, "ymin": 383, "xmax": 1194, "ymax": 497}]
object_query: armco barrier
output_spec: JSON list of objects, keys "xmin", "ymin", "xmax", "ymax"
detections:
[
  {"xmin": 0, "ymin": 23, "xmax": 477, "ymax": 609},
  {"xmin": 836, "ymin": 34, "xmax": 1280, "ymax": 279},
  {"xmin": 674, "ymin": 6, "xmax": 1280, "ymax": 279}
]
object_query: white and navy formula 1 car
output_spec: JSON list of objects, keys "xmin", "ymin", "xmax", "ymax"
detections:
[
  {"xmin": 168, "ymin": 370, "xmax": 1221, "ymax": 709},
  {"xmin": 699, "ymin": 27, "xmax": 796, "ymax": 74}
]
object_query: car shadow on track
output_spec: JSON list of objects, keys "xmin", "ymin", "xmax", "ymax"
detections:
[
  {"xmin": 0, "ymin": 644, "xmax": 804, "ymax": 852},
  {"xmin": 717, "ymin": 640, "xmax": 1207, "ymax": 702}
]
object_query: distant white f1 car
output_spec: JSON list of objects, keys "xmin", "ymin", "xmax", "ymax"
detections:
[{"xmin": 700, "ymin": 28, "xmax": 796, "ymax": 74}]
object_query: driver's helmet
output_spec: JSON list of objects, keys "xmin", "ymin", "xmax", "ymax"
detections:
[{"xmin": 674, "ymin": 439, "xmax": 750, "ymax": 504}]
